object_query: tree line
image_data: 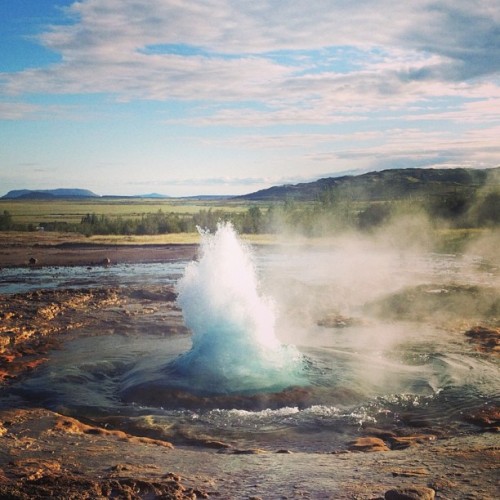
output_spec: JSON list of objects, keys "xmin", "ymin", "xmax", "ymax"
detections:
[{"xmin": 0, "ymin": 189, "xmax": 498, "ymax": 236}]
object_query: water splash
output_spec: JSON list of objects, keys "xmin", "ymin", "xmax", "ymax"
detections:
[{"xmin": 168, "ymin": 222, "xmax": 306, "ymax": 395}]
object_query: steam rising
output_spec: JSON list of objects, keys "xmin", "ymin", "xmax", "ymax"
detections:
[
  {"xmin": 8, "ymin": 213, "xmax": 498, "ymax": 450},
  {"xmin": 262, "ymin": 210, "xmax": 499, "ymax": 353},
  {"xmin": 171, "ymin": 222, "xmax": 305, "ymax": 394}
]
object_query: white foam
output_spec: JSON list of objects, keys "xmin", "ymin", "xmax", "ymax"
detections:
[{"xmin": 172, "ymin": 222, "xmax": 305, "ymax": 394}]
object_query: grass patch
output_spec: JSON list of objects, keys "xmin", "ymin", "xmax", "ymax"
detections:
[
  {"xmin": 87, "ymin": 233, "xmax": 202, "ymax": 245},
  {"xmin": 0, "ymin": 230, "xmax": 286, "ymax": 247},
  {"xmin": 0, "ymin": 198, "xmax": 249, "ymax": 226}
]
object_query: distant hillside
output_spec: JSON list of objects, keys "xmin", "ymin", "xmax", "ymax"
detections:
[
  {"xmin": 99, "ymin": 193, "xmax": 172, "ymax": 200},
  {"xmin": 2, "ymin": 188, "xmax": 100, "ymax": 199},
  {"xmin": 237, "ymin": 167, "xmax": 499, "ymax": 201},
  {"xmin": 134, "ymin": 193, "xmax": 171, "ymax": 199},
  {"xmin": 181, "ymin": 195, "xmax": 232, "ymax": 201}
]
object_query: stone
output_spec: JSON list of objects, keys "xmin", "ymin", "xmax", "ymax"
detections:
[
  {"xmin": 385, "ymin": 486, "xmax": 435, "ymax": 499},
  {"xmin": 53, "ymin": 415, "xmax": 174, "ymax": 449},
  {"xmin": 464, "ymin": 406, "xmax": 500, "ymax": 431},
  {"xmin": 464, "ymin": 325, "xmax": 500, "ymax": 354},
  {"xmin": 388, "ymin": 435, "xmax": 436, "ymax": 450},
  {"xmin": 231, "ymin": 448, "xmax": 267, "ymax": 455},
  {"xmin": 348, "ymin": 437, "xmax": 390, "ymax": 452},
  {"xmin": 391, "ymin": 468, "xmax": 430, "ymax": 477}
]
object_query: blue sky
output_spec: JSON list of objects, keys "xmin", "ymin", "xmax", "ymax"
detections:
[{"xmin": 1, "ymin": 0, "xmax": 499, "ymax": 196}]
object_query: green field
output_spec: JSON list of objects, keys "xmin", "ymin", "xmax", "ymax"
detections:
[
  {"xmin": 3, "ymin": 167, "xmax": 498, "ymax": 232},
  {"xmin": 0, "ymin": 198, "xmax": 244, "ymax": 224},
  {"xmin": 0, "ymin": 198, "xmax": 250, "ymax": 226},
  {"xmin": 0, "ymin": 194, "xmax": 498, "ymax": 259},
  {"xmin": 0, "ymin": 196, "xmax": 285, "ymax": 241}
]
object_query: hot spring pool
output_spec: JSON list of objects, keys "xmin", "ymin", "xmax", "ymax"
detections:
[{"xmin": 1, "ymin": 226, "xmax": 498, "ymax": 452}]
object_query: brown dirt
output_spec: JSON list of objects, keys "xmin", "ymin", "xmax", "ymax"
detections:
[{"xmin": 0, "ymin": 238, "xmax": 197, "ymax": 268}]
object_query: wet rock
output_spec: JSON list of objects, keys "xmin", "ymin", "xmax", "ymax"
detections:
[
  {"xmin": 391, "ymin": 468, "xmax": 430, "ymax": 477},
  {"xmin": 361, "ymin": 426, "xmax": 398, "ymax": 440},
  {"xmin": 388, "ymin": 435, "xmax": 437, "ymax": 450},
  {"xmin": 53, "ymin": 415, "xmax": 174, "ymax": 449},
  {"xmin": 464, "ymin": 406, "xmax": 500, "ymax": 432},
  {"xmin": 230, "ymin": 448, "xmax": 268, "ymax": 455},
  {"xmin": 0, "ymin": 287, "xmax": 124, "ymax": 383},
  {"xmin": 178, "ymin": 432, "xmax": 231, "ymax": 449},
  {"xmin": 198, "ymin": 439, "xmax": 231, "ymax": 449},
  {"xmin": 348, "ymin": 437, "xmax": 390, "ymax": 452},
  {"xmin": 121, "ymin": 384, "xmax": 313, "ymax": 411},
  {"xmin": 464, "ymin": 325, "xmax": 500, "ymax": 354},
  {"xmin": 128, "ymin": 287, "xmax": 177, "ymax": 302},
  {"xmin": 385, "ymin": 486, "xmax": 435, "ymax": 499}
]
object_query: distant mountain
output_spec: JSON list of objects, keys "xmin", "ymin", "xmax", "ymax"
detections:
[
  {"xmin": 181, "ymin": 195, "xmax": 232, "ymax": 200},
  {"xmin": 135, "ymin": 193, "xmax": 171, "ymax": 199},
  {"xmin": 2, "ymin": 188, "xmax": 100, "ymax": 199},
  {"xmin": 236, "ymin": 167, "xmax": 499, "ymax": 201}
]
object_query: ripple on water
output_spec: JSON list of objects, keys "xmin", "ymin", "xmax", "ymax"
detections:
[
  {"xmin": 1, "ymin": 246, "xmax": 498, "ymax": 451},
  {"xmin": 4, "ymin": 324, "xmax": 497, "ymax": 451}
]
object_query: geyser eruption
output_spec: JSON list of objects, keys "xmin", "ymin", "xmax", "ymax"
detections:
[{"xmin": 169, "ymin": 222, "xmax": 305, "ymax": 394}]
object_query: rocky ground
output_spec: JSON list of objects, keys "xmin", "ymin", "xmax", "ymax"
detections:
[
  {"xmin": 0, "ymin": 240, "xmax": 498, "ymax": 498},
  {"xmin": 0, "ymin": 404, "xmax": 498, "ymax": 499}
]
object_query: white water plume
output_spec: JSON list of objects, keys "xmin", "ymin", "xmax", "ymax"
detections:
[{"xmin": 171, "ymin": 222, "xmax": 305, "ymax": 394}]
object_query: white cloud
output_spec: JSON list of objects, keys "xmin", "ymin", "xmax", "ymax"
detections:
[
  {"xmin": 0, "ymin": 101, "xmax": 41, "ymax": 120},
  {"xmin": 3, "ymin": 0, "xmax": 497, "ymax": 107},
  {"xmin": 406, "ymin": 96, "xmax": 500, "ymax": 124},
  {"xmin": 1, "ymin": 0, "xmax": 499, "ymax": 197},
  {"xmin": 56, "ymin": 0, "xmax": 408, "ymax": 54}
]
